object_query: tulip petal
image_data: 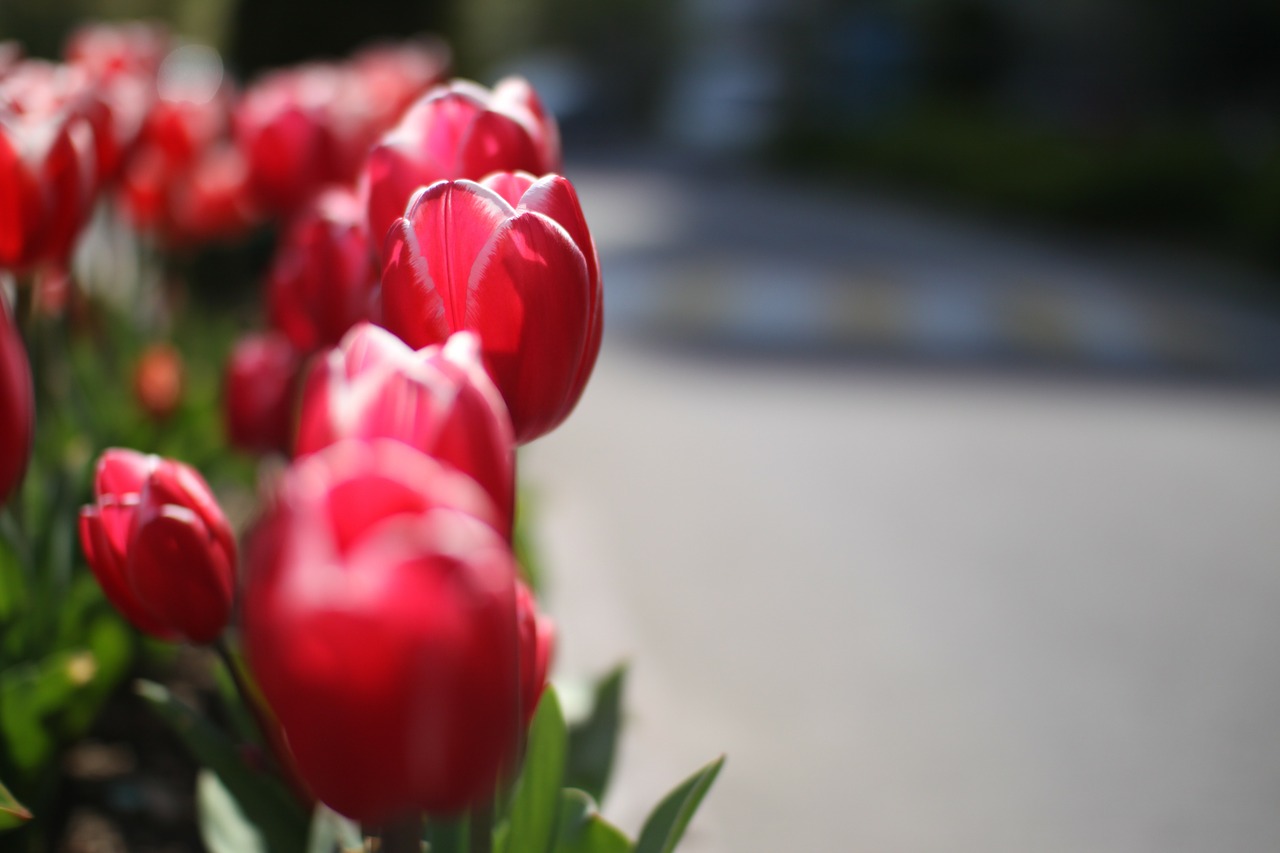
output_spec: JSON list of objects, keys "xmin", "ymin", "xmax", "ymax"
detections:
[
  {"xmin": 80, "ymin": 505, "xmax": 178, "ymax": 640},
  {"xmin": 468, "ymin": 211, "xmax": 591, "ymax": 442},
  {"xmin": 129, "ymin": 507, "xmax": 235, "ymax": 644},
  {"xmin": 384, "ymin": 180, "xmax": 514, "ymax": 350},
  {"xmin": 95, "ymin": 447, "xmax": 152, "ymax": 497}
]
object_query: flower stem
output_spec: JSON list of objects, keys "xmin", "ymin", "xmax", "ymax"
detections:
[
  {"xmin": 212, "ymin": 641, "xmax": 280, "ymax": 761},
  {"xmin": 469, "ymin": 801, "xmax": 493, "ymax": 853},
  {"xmin": 382, "ymin": 817, "xmax": 423, "ymax": 853}
]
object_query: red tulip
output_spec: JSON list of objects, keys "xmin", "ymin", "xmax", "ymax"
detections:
[
  {"xmin": 243, "ymin": 439, "xmax": 520, "ymax": 821},
  {"xmin": 0, "ymin": 293, "xmax": 33, "ymax": 506},
  {"xmin": 345, "ymin": 40, "xmax": 448, "ymax": 137},
  {"xmin": 266, "ymin": 187, "xmax": 376, "ymax": 352},
  {"xmin": 64, "ymin": 21, "xmax": 167, "ymax": 182},
  {"xmin": 166, "ymin": 143, "xmax": 257, "ymax": 246},
  {"xmin": 235, "ymin": 64, "xmax": 340, "ymax": 216},
  {"xmin": 79, "ymin": 449, "xmax": 237, "ymax": 643},
  {"xmin": 224, "ymin": 333, "xmax": 302, "ymax": 454},
  {"xmin": 295, "ymin": 323, "xmax": 514, "ymax": 533},
  {"xmin": 516, "ymin": 580, "xmax": 554, "ymax": 725},
  {"xmin": 362, "ymin": 77, "xmax": 561, "ymax": 249},
  {"xmin": 0, "ymin": 62, "xmax": 99, "ymax": 268},
  {"xmin": 381, "ymin": 172, "xmax": 603, "ymax": 443},
  {"xmin": 64, "ymin": 21, "xmax": 170, "ymax": 82}
]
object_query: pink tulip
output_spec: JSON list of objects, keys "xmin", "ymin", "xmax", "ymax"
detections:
[
  {"xmin": 362, "ymin": 77, "xmax": 561, "ymax": 249},
  {"xmin": 243, "ymin": 439, "xmax": 520, "ymax": 820},
  {"xmin": 381, "ymin": 172, "xmax": 602, "ymax": 443},
  {"xmin": 79, "ymin": 449, "xmax": 237, "ymax": 643},
  {"xmin": 224, "ymin": 333, "xmax": 302, "ymax": 454},
  {"xmin": 295, "ymin": 323, "xmax": 514, "ymax": 534},
  {"xmin": 516, "ymin": 579, "xmax": 554, "ymax": 725},
  {"xmin": 266, "ymin": 187, "xmax": 376, "ymax": 352}
]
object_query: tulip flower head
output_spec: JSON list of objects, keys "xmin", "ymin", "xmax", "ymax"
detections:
[
  {"xmin": 0, "ymin": 293, "xmax": 34, "ymax": 506},
  {"xmin": 243, "ymin": 439, "xmax": 521, "ymax": 821},
  {"xmin": 362, "ymin": 76, "xmax": 561, "ymax": 249},
  {"xmin": 79, "ymin": 449, "xmax": 237, "ymax": 644},
  {"xmin": 516, "ymin": 579, "xmax": 554, "ymax": 726},
  {"xmin": 296, "ymin": 323, "xmax": 515, "ymax": 533},
  {"xmin": 224, "ymin": 332, "xmax": 302, "ymax": 454},
  {"xmin": 266, "ymin": 187, "xmax": 377, "ymax": 352},
  {"xmin": 381, "ymin": 171, "xmax": 602, "ymax": 443}
]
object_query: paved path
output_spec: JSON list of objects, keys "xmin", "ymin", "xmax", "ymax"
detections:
[
  {"xmin": 522, "ymin": 160, "xmax": 1280, "ymax": 851},
  {"xmin": 526, "ymin": 343, "xmax": 1280, "ymax": 853}
]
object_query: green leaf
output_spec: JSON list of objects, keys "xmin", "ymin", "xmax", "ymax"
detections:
[
  {"xmin": 0, "ymin": 777, "xmax": 32, "ymax": 831},
  {"xmin": 306, "ymin": 803, "xmax": 363, "ymax": 853},
  {"xmin": 198, "ymin": 769, "xmax": 267, "ymax": 853},
  {"xmin": 502, "ymin": 687, "xmax": 567, "ymax": 853},
  {"xmin": 0, "ymin": 522, "xmax": 27, "ymax": 628},
  {"xmin": 553, "ymin": 789, "xmax": 631, "ymax": 853},
  {"xmin": 136, "ymin": 680, "xmax": 309, "ymax": 853},
  {"xmin": 564, "ymin": 666, "xmax": 627, "ymax": 805},
  {"xmin": 0, "ymin": 649, "xmax": 100, "ymax": 778},
  {"xmin": 56, "ymin": 610, "xmax": 132, "ymax": 737},
  {"xmin": 423, "ymin": 816, "xmax": 468, "ymax": 853},
  {"xmin": 634, "ymin": 757, "xmax": 724, "ymax": 853}
]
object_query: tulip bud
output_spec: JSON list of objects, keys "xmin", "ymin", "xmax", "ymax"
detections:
[
  {"xmin": 382, "ymin": 172, "xmax": 603, "ymax": 443},
  {"xmin": 516, "ymin": 580, "xmax": 554, "ymax": 726},
  {"xmin": 0, "ymin": 293, "xmax": 34, "ymax": 506},
  {"xmin": 243, "ymin": 439, "xmax": 520, "ymax": 821},
  {"xmin": 235, "ymin": 64, "xmax": 340, "ymax": 216},
  {"xmin": 362, "ymin": 77, "xmax": 561, "ymax": 249},
  {"xmin": 266, "ymin": 188, "xmax": 376, "ymax": 352},
  {"xmin": 79, "ymin": 449, "xmax": 237, "ymax": 643},
  {"xmin": 224, "ymin": 333, "xmax": 302, "ymax": 454},
  {"xmin": 295, "ymin": 323, "xmax": 514, "ymax": 534},
  {"xmin": 134, "ymin": 343, "xmax": 184, "ymax": 420}
]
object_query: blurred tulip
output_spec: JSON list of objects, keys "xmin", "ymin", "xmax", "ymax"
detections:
[
  {"xmin": 362, "ymin": 77, "xmax": 561, "ymax": 248},
  {"xmin": 382, "ymin": 172, "xmax": 602, "ymax": 443},
  {"xmin": 134, "ymin": 343, "xmax": 184, "ymax": 420},
  {"xmin": 79, "ymin": 449, "xmax": 237, "ymax": 643},
  {"xmin": 243, "ymin": 439, "xmax": 520, "ymax": 820},
  {"xmin": 0, "ymin": 292, "xmax": 33, "ymax": 506},
  {"xmin": 235, "ymin": 64, "xmax": 341, "ymax": 216},
  {"xmin": 0, "ymin": 42, "xmax": 21, "ymax": 77},
  {"xmin": 266, "ymin": 187, "xmax": 376, "ymax": 351},
  {"xmin": 0, "ymin": 61, "xmax": 99, "ymax": 268},
  {"xmin": 117, "ymin": 44, "xmax": 244, "ymax": 245},
  {"xmin": 224, "ymin": 332, "xmax": 301, "ymax": 454},
  {"xmin": 516, "ymin": 579, "xmax": 554, "ymax": 726},
  {"xmin": 64, "ymin": 21, "xmax": 167, "ymax": 182},
  {"xmin": 295, "ymin": 323, "xmax": 514, "ymax": 533},
  {"xmin": 347, "ymin": 39, "xmax": 449, "ymax": 133},
  {"xmin": 166, "ymin": 143, "xmax": 257, "ymax": 245}
]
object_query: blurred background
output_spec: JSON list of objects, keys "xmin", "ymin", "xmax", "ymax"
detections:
[{"xmin": 7, "ymin": 0, "xmax": 1280, "ymax": 851}]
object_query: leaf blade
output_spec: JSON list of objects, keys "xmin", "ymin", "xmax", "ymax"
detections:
[{"xmin": 634, "ymin": 757, "xmax": 724, "ymax": 853}]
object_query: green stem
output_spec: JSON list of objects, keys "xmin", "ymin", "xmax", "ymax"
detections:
[
  {"xmin": 212, "ymin": 638, "xmax": 277, "ymax": 755},
  {"xmin": 469, "ymin": 801, "xmax": 493, "ymax": 853},
  {"xmin": 382, "ymin": 816, "xmax": 423, "ymax": 853}
]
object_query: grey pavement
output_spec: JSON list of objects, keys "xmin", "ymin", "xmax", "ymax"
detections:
[{"xmin": 522, "ymin": 159, "xmax": 1280, "ymax": 851}]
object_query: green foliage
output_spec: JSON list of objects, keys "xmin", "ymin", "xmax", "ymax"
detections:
[
  {"xmin": 502, "ymin": 688, "xmax": 568, "ymax": 853},
  {"xmin": 493, "ymin": 681, "xmax": 720, "ymax": 853},
  {"xmin": 633, "ymin": 757, "xmax": 724, "ymax": 853},
  {"xmin": 564, "ymin": 666, "xmax": 627, "ymax": 805},
  {"xmin": 0, "ymin": 778, "xmax": 32, "ymax": 832},
  {"xmin": 137, "ymin": 680, "xmax": 310, "ymax": 853},
  {"xmin": 198, "ymin": 769, "xmax": 268, "ymax": 853},
  {"xmin": 553, "ymin": 790, "xmax": 630, "ymax": 853}
]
